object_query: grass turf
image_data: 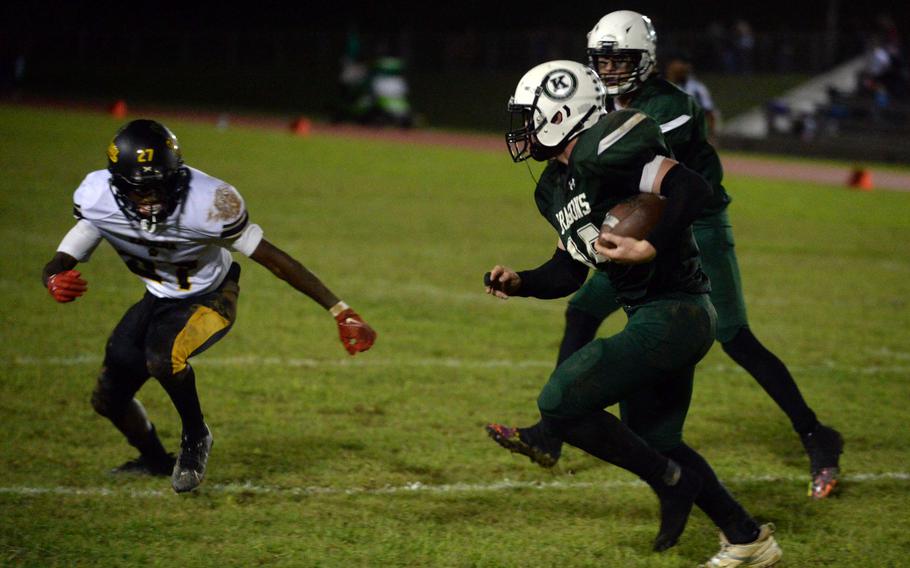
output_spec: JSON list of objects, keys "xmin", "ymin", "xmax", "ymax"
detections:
[{"xmin": 1, "ymin": 105, "xmax": 909, "ymax": 567}]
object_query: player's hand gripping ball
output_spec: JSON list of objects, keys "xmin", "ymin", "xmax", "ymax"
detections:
[
  {"xmin": 335, "ymin": 309, "xmax": 377, "ymax": 355},
  {"xmin": 47, "ymin": 270, "xmax": 88, "ymax": 303}
]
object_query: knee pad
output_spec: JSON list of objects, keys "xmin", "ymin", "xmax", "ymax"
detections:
[{"xmin": 537, "ymin": 381, "xmax": 565, "ymax": 419}]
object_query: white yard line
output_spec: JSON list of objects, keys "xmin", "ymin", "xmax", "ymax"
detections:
[
  {"xmin": 11, "ymin": 354, "xmax": 910, "ymax": 375},
  {"xmin": 0, "ymin": 472, "xmax": 907, "ymax": 499}
]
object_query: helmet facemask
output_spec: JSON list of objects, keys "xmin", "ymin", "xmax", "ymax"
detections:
[
  {"xmin": 506, "ymin": 103, "xmax": 547, "ymax": 162},
  {"xmin": 588, "ymin": 45, "xmax": 652, "ymax": 96},
  {"xmin": 110, "ymin": 167, "xmax": 189, "ymax": 232}
]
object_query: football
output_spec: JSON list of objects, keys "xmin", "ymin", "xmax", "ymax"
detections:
[{"xmin": 599, "ymin": 193, "xmax": 666, "ymax": 247}]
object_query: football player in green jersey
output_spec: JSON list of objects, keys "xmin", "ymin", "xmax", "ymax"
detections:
[
  {"xmin": 485, "ymin": 60, "xmax": 782, "ymax": 565},
  {"xmin": 492, "ymin": 10, "xmax": 843, "ymax": 501}
]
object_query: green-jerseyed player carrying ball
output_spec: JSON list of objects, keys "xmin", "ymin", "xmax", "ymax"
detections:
[
  {"xmin": 489, "ymin": 10, "xmax": 843, "ymax": 503},
  {"xmin": 483, "ymin": 59, "xmax": 781, "ymax": 566}
]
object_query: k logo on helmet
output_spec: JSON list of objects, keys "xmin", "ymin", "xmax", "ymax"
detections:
[{"xmin": 543, "ymin": 69, "xmax": 578, "ymax": 101}]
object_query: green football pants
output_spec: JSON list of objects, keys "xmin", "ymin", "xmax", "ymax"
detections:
[
  {"xmin": 538, "ymin": 293, "xmax": 716, "ymax": 452},
  {"xmin": 568, "ymin": 209, "xmax": 748, "ymax": 343}
]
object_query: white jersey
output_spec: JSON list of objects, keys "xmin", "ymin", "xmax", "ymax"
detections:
[{"xmin": 57, "ymin": 166, "xmax": 263, "ymax": 299}]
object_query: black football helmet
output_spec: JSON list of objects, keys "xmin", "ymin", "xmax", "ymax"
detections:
[{"xmin": 107, "ymin": 119, "xmax": 190, "ymax": 230}]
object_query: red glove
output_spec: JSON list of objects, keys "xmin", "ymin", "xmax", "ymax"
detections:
[
  {"xmin": 47, "ymin": 270, "xmax": 88, "ymax": 303},
  {"xmin": 334, "ymin": 308, "xmax": 376, "ymax": 356}
]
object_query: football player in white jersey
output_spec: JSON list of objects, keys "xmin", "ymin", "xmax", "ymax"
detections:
[{"xmin": 41, "ymin": 119, "xmax": 377, "ymax": 493}]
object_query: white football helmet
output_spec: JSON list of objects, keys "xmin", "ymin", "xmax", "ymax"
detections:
[
  {"xmin": 586, "ymin": 10, "xmax": 658, "ymax": 95},
  {"xmin": 506, "ymin": 60, "xmax": 606, "ymax": 162}
]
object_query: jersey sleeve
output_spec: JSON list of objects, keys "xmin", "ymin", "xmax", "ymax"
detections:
[
  {"xmin": 201, "ymin": 183, "xmax": 264, "ymax": 256},
  {"xmin": 57, "ymin": 220, "xmax": 103, "ymax": 261},
  {"xmin": 229, "ymin": 223, "xmax": 264, "ymax": 256},
  {"xmin": 692, "ymin": 81, "xmax": 715, "ymax": 112},
  {"xmin": 63, "ymin": 174, "xmax": 106, "ymax": 260}
]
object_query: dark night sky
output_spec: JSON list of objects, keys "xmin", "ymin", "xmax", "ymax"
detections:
[{"xmin": 3, "ymin": 1, "xmax": 908, "ymax": 34}]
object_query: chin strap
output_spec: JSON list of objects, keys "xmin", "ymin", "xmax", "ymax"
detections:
[{"xmin": 140, "ymin": 213, "xmax": 159, "ymax": 234}]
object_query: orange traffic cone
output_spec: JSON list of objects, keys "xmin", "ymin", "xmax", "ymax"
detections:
[
  {"xmin": 109, "ymin": 99, "xmax": 128, "ymax": 119},
  {"xmin": 290, "ymin": 117, "xmax": 312, "ymax": 136},
  {"xmin": 847, "ymin": 168, "xmax": 873, "ymax": 191}
]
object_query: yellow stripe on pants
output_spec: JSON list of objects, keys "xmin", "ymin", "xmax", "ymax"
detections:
[{"xmin": 171, "ymin": 306, "xmax": 231, "ymax": 375}]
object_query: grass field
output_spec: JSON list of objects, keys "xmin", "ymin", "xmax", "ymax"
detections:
[{"xmin": 2, "ymin": 104, "xmax": 910, "ymax": 567}]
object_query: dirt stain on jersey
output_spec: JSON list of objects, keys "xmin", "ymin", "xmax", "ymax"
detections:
[{"xmin": 209, "ymin": 185, "xmax": 242, "ymax": 221}]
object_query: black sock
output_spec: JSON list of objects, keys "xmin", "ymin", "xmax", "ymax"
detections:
[
  {"xmin": 722, "ymin": 327, "xmax": 818, "ymax": 435},
  {"xmin": 544, "ymin": 412, "xmax": 700, "ymax": 550},
  {"xmin": 107, "ymin": 398, "xmax": 170, "ymax": 461},
  {"xmin": 665, "ymin": 443, "xmax": 760, "ymax": 544},
  {"xmin": 650, "ymin": 460, "xmax": 703, "ymax": 552},
  {"xmin": 556, "ymin": 307, "xmax": 605, "ymax": 366},
  {"xmin": 544, "ymin": 411, "xmax": 667, "ymax": 480},
  {"xmin": 159, "ymin": 365, "xmax": 207, "ymax": 438}
]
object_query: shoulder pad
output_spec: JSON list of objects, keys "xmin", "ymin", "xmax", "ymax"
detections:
[
  {"xmin": 590, "ymin": 111, "xmax": 666, "ymax": 167},
  {"xmin": 73, "ymin": 170, "xmax": 114, "ymax": 220},
  {"xmin": 182, "ymin": 167, "xmax": 249, "ymax": 238}
]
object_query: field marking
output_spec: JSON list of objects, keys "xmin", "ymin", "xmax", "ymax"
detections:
[
  {"xmin": 1, "ymin": 472, "xmax": 907, "ymax": 499},
  {"xmin": 12, "ymin": 354, "xmax": 910, "ymax": 375}
]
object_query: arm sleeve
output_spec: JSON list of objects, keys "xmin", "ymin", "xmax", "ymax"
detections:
[
  {"xmin": 57, "ymin": 220, "xmax": 103, "ymax": 262},
  {"xmin": 645, "ymin": 164, "xmax": 711, "ymax": 252},
  {"xmin": 514, "ymin": 248, "xmax": 589, "ymax": 299},
  {"xmin": 228, "ymin": 223, "xmax": 264, "ymax": 257}
]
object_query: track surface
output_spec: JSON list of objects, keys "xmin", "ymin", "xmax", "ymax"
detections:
[{"xmin": 10, "ymin": 97, "xmax": 910, "ymax": 191}]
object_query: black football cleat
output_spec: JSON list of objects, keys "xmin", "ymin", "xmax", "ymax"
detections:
[
  {"xmin": 110, "ymin": 453, "xmax": 176, "ymax": 477},
  {"xmin": 172, "ymin": 425, "xmax": 214, "ymax": 493},
  {"xmin": 800, "ymin": 423, "xmax": 844, "ymax": 499},
  {"xmin": 485, "ymin": 423, "xmax": 560, "ymax": 468}
]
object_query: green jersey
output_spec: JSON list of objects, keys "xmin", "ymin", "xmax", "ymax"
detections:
[
  {"xmin": 619, "ymin": 77, "xmax": 729, "ymax": 214},
  {"xmin": 534, "ymin": 109, "xmax": 709, "ymax": 304}
]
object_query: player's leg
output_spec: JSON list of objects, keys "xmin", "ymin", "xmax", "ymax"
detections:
[
  {"xmin": 538, "ymin": 294, "xmax": 717, "ymax": 551},
  {"xmin": 145, "ymin": 263, "xmax": 241, "ymax": 492},
  {"xmin": 92, "ymin": 294, "xmax": 174, "ymax": 475},
  {"xmin": 610, "ymin": 366, "xmax": 704, "ymax": 552},
  {"xmin": 558, "ymin": 271, "xmax": 622, "ymax": 365},
  {"xmin": 487, "ymin": 272, "xmax": 623, "ymax": 467},
  {"xmin": 696, "ymin": 210, "xmax": 843, "ymax": 497},
  {"xmin": 620, "ymin": 375, "xmax": 765, "ymax": 550}
]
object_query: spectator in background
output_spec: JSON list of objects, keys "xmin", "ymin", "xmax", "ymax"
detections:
[
  {"xmin": 732, "ymin": 19, "xmax": 756, "ymax": 74},
  {"xmin": 706, "ymin": 21, "xmax": 730, "ymax": 73},
  {"xmin": 365, "ymin": 56, "xmax": 414, "ymax": 128},
  {"xmin": 859, "ymin": 35, "xmax": 902, "ymax": 112},
  {"xmin": 664, "ymin": 50, "xmax": 718, "ymax": 140},
  {"xmin": 332, "ymin": 34, "xmax": 414, "ymax": 129},
  {"xmin": 332, "ymin": 30, "xmax": 371, "ymax": 124},
  {"xmin": 874, "ymin": 14, "xmax": 908, "ymax": 99}
]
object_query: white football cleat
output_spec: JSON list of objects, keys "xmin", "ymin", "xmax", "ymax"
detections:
[{"xmin": 702, "ymin": 523, "xmax": 782, "ymax": 567}]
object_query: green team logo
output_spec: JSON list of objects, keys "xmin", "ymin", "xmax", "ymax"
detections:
[{"xmin": 543, "ymin": 69, "xmax": 578, "ymax": 101}]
